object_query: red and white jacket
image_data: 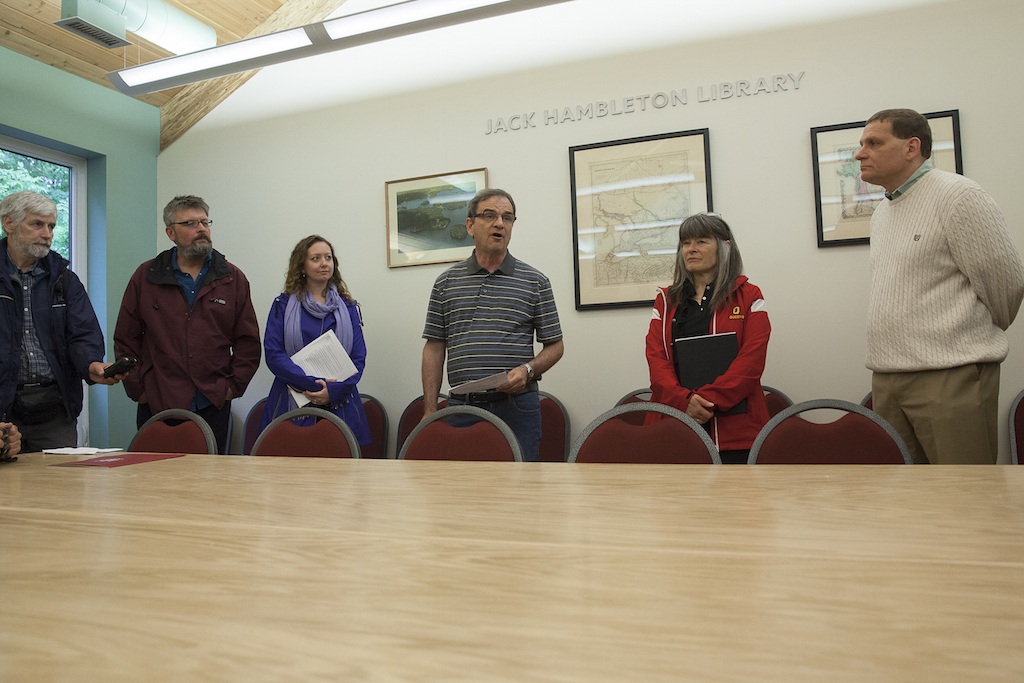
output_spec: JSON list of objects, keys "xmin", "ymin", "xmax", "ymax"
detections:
[{"xmin": 645, "ymin": 276, "xmax": 771, "ymax": 451}]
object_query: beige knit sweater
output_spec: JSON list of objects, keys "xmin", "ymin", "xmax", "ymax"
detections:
[{"xmin": 866, "ymin": 169, "xmax": 1024, "ymax": 372}]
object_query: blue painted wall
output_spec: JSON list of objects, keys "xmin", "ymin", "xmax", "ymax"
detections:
[{"xmin": 0, "ymin": 46, "xmax": 160, "ymax": 448}]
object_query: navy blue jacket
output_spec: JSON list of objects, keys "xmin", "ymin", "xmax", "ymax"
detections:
[{"xmin": 0, "ymin": 238, "xmax": 105, "ymax": 422}]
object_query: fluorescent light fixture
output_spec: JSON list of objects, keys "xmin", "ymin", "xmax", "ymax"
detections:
[
  {"xmin": 119, "ymin": 29, "xmax": 312, "ymax": 88},
  {"xmin": 324, "ymin": 0, "xmax": 507, "ymax": 39},
  {"xmin": 108, "ymin": 0, "xmax": 575, "ymax": 96}
]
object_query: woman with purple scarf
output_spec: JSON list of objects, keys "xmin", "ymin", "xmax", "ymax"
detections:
[{"xmin": 260, "ymin": 235, "xmax": 370, "ymax": 446}]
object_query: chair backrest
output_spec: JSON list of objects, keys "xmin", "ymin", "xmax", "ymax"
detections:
[
  {"xmin": 1010, "ymin": 389, "xmax": 1024, "ymax": 465},
  {"xmin": 242, "ymin": 398, "xmax": 267, "ymax": 455},
  {"xmin": 360, "ymin": 393, "xmax": 389, "ymax": 459},
  {"xmin": 569, "ymin": 402, "xmax": 720, "ymax": 464},
  {"xmin": 538, "ymin": 391, "xmax": 570, "ymax": 462},
  {"xmin": 251, "ymin": 407, "xmax": 361, "ymax": 458},
  {"xmin": 748, "ymin": 399, "xmax": 912, "ymax": 464},
  {"xmin": 762, "ymin": 385, "xmax": 794, "ymax": 418},
  {"xmin": 398, "ymin": 394, "xmax": 448, "ymax": 453},
  {"xmin": 399, "ymin": 405, "xmax": 523, "ymax": 461},
  {"xmin": 860, "ymin": 392, "xmax": 873, "ymax": 410},
  {"xmin": 129, "ymin": 408, "xmax": 217, "ymax": 455},
  {"xmin": 613, "ymin": 387, "xmax": 652, "ymax": 425}
]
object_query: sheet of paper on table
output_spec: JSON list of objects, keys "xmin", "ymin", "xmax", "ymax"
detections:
[
  {"xmin": 449, "ymin": 372, "xmax": 508, "ymax": 395},
  {"xmin": 42, "ymin": 447, "xmax": 123, "ymax": 455},
  {"xmin": 289, "ymin": 330, "xmax": 357, "ymax": 407}
]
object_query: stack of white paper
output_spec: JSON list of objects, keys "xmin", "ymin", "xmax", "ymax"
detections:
[{"xmin": 288, "ymin": 331, "xmax": 358, "ymax": 407}]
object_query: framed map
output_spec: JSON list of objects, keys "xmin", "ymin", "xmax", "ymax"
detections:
[
  {"xmin": 810, "ymin": 110, "xmax": 962, "ymax": 247},
  {"xmin": 569, "ymin": 129, "xmax": 712, "ymax": 310},
  {"xmin": 386, "ymin": 168, "xmax": 487, "ymax": 267}
]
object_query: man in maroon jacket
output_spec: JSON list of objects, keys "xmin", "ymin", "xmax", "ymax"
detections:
[{"xmin": 114, "ymin": 196, "xmax": 260, "ymax": 454}]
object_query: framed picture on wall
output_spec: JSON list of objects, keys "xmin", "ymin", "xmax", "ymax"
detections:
[
  {"xmin": 569, "ymin": 129, "xmax": 712, "ymax": 310},
  {"xmin": 386, "ymin": 168, "xmax": 487, "ymax": 267},
  {"xmin": 810, "ymin": 110, "xmax": 962, "ymax": 247}
]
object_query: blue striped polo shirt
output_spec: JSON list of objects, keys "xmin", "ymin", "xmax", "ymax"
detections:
[{"xmin": 423, "ymin": 251, "xmax": 562, "ymax": 387}]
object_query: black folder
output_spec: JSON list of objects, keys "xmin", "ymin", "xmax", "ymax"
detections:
[{"xmin": 673, "ymin": 332, "xmax": 746, "ymax": 415}]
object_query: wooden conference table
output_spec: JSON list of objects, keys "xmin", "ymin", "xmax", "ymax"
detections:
[{"xmin": 2, "ymin": 454, "xmax": 1023, "ymax": 682}]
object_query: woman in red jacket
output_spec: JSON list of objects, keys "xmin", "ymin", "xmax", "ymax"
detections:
[{"xmin": 646, "ymin": 213, "xmax": 771, "ymax": 463}]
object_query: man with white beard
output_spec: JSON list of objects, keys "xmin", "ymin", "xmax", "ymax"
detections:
[
  {"xmin": 114, "ymin": 195, "xmax": 260, "ymax": 454},
  {"xmin": 1, "ymin": 191, "xmax": 120, "ymax": 451}
]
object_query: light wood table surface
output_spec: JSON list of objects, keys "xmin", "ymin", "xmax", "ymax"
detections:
[{"xmin": 2, "ymin": 454, "xmax": 1023, "ymax": 682}]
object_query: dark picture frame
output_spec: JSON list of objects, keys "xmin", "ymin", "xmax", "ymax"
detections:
[
  {"xmin": 569, "ymin": 129, "xmax": 713, "ymax": 310},
  {"xmin": 385, "ymin": 168, "xmax": 487, "ymax": 267},
  {"xmin": 810, "ymin": 110, "xmax": 962, "ymax": 247}
]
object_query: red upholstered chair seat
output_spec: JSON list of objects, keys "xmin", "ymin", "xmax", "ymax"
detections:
[
  {"xmin": 131, "ymin": 420, "xmax": 210, "ymax": 454},
  {"xmin": 575, "ymin": 416, "xmax": 715, "ymax": 464},
  {"xmin": 751, "ymin": 400, "xmax": 910, "ymax": 464},
  {"xmin": 570, "ymin": 403, "xmax": 719, "ymax": 464},
  {"xmin": 252, "ymin": 412, "xmax": 359, "ymax": 458},
  {"xmin": 402, "ymin": 420, "xmax": 517, "ymax": 461}
]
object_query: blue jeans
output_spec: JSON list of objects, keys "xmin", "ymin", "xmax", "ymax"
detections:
[{"xmin": 447, "ymin": 391, "xmax": 542, "ymax": 462}]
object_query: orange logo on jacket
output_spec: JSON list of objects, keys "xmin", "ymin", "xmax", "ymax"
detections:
[{"xmin": 729, "ymin": 305, "xmax": 744, "ymax": 320}]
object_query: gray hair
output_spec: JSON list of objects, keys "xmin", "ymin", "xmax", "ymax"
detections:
[
  {"xmin": 666, "ymin": 212, "xmax": 744, "ymax": 311},
  {"xmin": 467, "ymin": 188, "xmax": 516, "ymax": 219},
  {"xmin": 162, "ymin": 195, "xmax": 210, "ymax": 226},
  {"xmin": 1, "ymin": 191, "xmax": 58, "ymax": 234}
]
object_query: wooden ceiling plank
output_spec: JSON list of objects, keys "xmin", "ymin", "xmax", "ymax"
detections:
[
  {"xmin": 1, "ymin": 6, "xmax": 169, "ymax": 71},
  {"xmin": 160, "ymin": 0, "xmax": 351, "ymax": 151}
]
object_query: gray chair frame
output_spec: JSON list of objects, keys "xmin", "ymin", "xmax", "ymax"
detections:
[
  {"xmin": 1010, "ymin": 388, "xmax": 1024, "ymax": 465},
  {"xmin": 398, "ymin": 405, "xmax": 523, "ymax": 462},
  {"xmin": 129, "ymin": 408, "xmax": 217, "ymax": 455},
  {"xmin": 748, "ymin": 398, "xmax": 912, "ymax": 465},
  {"xmin": 569, "ymin": 402, "xmax": 721, "ymax": 464},
  {"xmin": 761, "ymin": 385, "xmax": 794, "ymax": 407},
  {"xmin": 859, "ymin": 392, "xmax": 873, "ymax": 408},
  {"xmin": 614, "ymin": 387, "xmax": 652, "ymax": 406},
  {"xmin": 251, "ymin": 406, "xmax": 361, "ymax": 458},
  {"xmin": 538, "ymin": 390, "xmax": 571, "ymax": 462}
]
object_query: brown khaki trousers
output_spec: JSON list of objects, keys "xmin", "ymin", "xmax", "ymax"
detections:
[{"xmin": 872, "ymin": 363, "xmax": 1000, "ymax": 465}]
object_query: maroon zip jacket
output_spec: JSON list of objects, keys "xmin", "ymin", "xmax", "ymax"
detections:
[{"xmin": 114, "ymin": 248, "xmax": 261, "ymax": 413}]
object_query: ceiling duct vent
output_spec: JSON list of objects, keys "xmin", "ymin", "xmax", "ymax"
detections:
[
  {"xmin": 55, "ymin": 0, "xmax": 217, "ymax": 54},
  {"xmin": 54, "ymin": 0, "xmax": 131, "ymax": 49}
]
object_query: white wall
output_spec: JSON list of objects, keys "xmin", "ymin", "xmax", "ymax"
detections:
[{"xmin": 158, "ymin": 0, "xmax": 1024, "ymax": 460}]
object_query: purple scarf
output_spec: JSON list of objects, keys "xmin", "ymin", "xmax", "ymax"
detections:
[{"xmin": 283, "ymin": 283, "xmax": 354, "ymax": 359}]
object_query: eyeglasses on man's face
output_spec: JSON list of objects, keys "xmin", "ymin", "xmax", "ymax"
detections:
[
  {"xmin": 171, "ymin": 219, "xmax": 213, "ymax": 229},
  {"xmin": 471, "ymin": 211, "xmax": 516, "ymax": 225}
]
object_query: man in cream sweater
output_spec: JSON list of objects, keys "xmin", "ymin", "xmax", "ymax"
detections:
[{"xmin": 857, "ymin": 108, "xmax": 1024, "ymax": 464}]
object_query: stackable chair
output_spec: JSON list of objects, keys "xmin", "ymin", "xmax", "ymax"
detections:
[
  {"xmin": 1010, "ymin": 389, "xmax": 1024, "ymax": 465},
  {"xmin": 569, "ymin": 402, "xmax": 720, "ymax": 464},
  {"xmin": 399, "ymin": 405, "xmax": 523, "ymax": 462},
  {"xmin": 538, "ymin": 391, "xmax": 571, "ymax": 462},
  {"xmin": 397, "ymin": 394, "xmax": 449, "ymax": 454},
  {"xmin": 129, "ymin": 408, "xmax": 217, "ymax": 455},
  {"xmin": 613, "ymin": 387, "xmax": 653, "ymax": 425},
  {"xmin": 748, "ymin": 399, "xmax": 911, "ymax": 464},
  {"xmin": 241, "ymin": 398, "xmax": 267, "ymax": 455},
  {"xmin": 251, "ymin": 407, "xmax": 361, "ymax": 458},
  {"xmin": 860, "ymin": 392, "xmax": 873, "ymax": 410},
  {"xmin": 762, "ymin": 385, "xmax": 795, "ymax": 418},
  {"xmin": 359, "ymin": 393, "xmax": 389, "ymax": 459}
]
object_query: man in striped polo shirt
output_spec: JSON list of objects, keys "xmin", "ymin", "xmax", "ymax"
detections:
[
  {"xmin": 421, "ymin": 188, "xmax": 564, "ymax": 461},
  {"xmin": 857, "ymin": 108, "xmax": 1024, "ymax": 464}
]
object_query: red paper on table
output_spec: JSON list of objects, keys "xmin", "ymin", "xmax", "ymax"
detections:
[{"xmin": 53, "ymin": 453, "xmax": 187, "ymax": 468}]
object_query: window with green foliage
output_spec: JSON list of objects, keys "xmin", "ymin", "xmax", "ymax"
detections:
[{"xmin": 0, "ymin": 147, "xmax": 73, "ymax": 260}]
